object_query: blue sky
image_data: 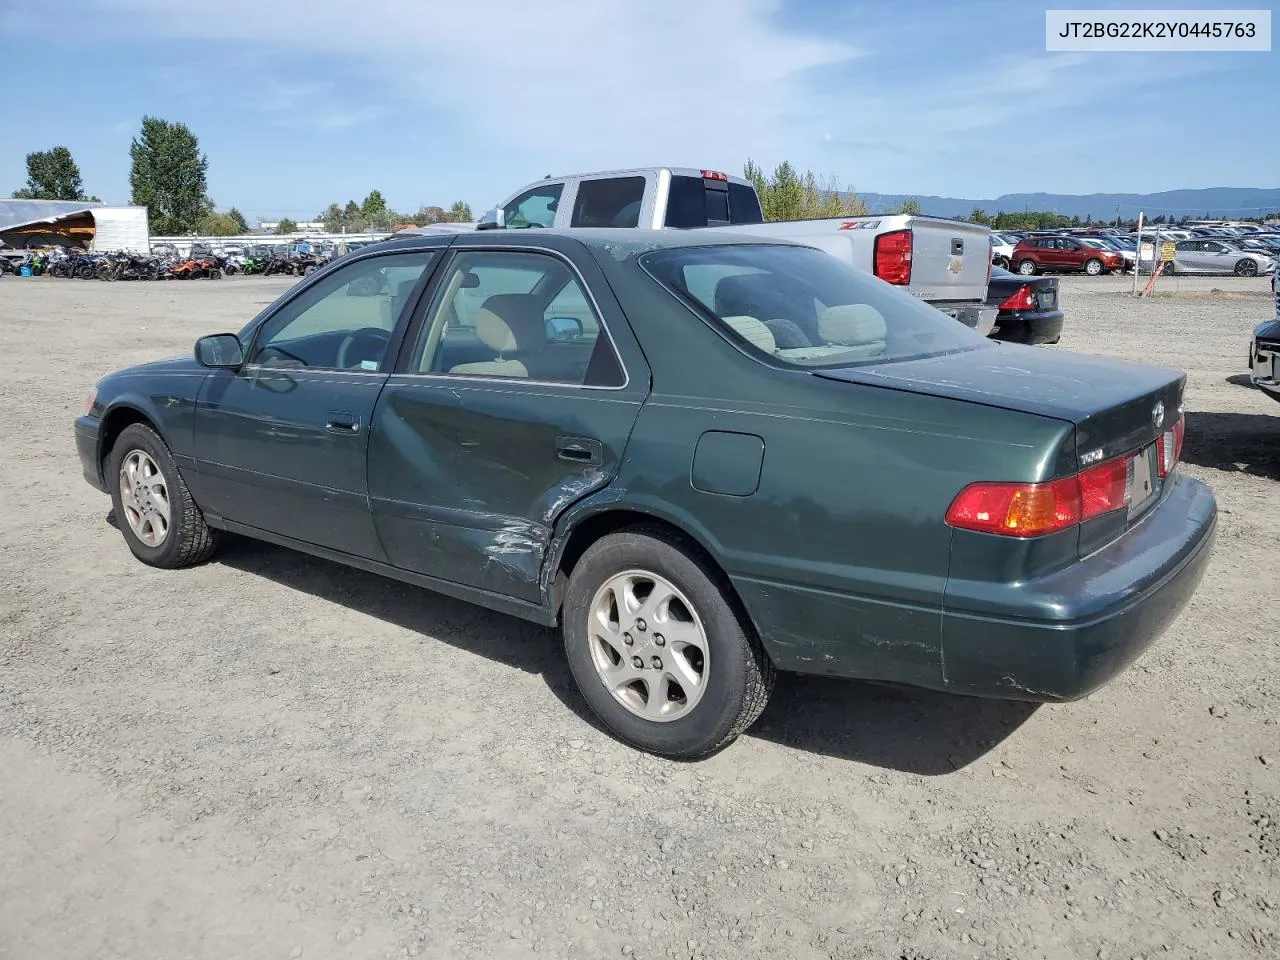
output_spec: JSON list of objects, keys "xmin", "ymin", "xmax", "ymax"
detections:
[{"xmin": 1, "ymin": 0, "xmax": 1274, "ymax": 222}]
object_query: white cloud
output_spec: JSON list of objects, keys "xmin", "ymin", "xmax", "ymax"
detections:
[{"xmin": 71, "ymin": 0, "xmax": 861, "ymax": 172}]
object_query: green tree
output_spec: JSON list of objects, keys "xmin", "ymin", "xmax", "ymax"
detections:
[
  {"xmin": 745, "ymin": 159, "xmax": 866, "ymax": 220},
  {"xmin": 129, "ymin": 117, "xmax": 211, "ymax": 234},
  {"xmin": 275, "ymin": 217, "xmax": 298, "ymax": 235},
  {"xmin": 897, "ymin": 198, "xmax": 921, "ymax": 216},
  {"xmin": 195, "ymin": 211, "xmax": 242, "ymax": 236},
  {"xmin": 227, "ymin": 207, "xmax": 249, "ymax": 234},
  {"xmin": 969, "ymin": 208, "xmax": 991, "ymax": 226},
  {"xmin": 360, "ymin": 189, "xmax": 389, "ymax": 227},
  {"xmin": 12, "ymin": 146, "xmax": 92, "ymax": 201},
  {"xmin": 319, "ymin": 203, "xmax": 346, "ymax": 232},
  {"xmin": 447, "ymin": 200, "xmax": 473, "ymax": 222}
]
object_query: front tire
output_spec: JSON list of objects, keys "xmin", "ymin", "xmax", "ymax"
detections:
[
  {"xmin": 108, "ymin": 423, "xmax": 217, "ymax": 568},
  {"xmin": 1017, "ymin": 259, "xmax": 1038, "ymax": 276},
  {"xmin": 1235, "ymin": 259, "xmax": 1259, "ymax": 277},
  {"xmin": 562, "ymin": 528, "xmax": 774, "ymax": 758},
  {"xmin": 1084, "ymin": 258, "xmax": 1103, "ymax": 276}
]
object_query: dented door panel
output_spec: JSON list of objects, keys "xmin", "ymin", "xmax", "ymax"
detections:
[{"xmin": 367, "ymin": 378, "xmax": 644, "ymax": 601}]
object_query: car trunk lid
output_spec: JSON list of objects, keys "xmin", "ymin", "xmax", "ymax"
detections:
[{"xmin": 815, "ymin": 343, "xmax": 1185, "ymax": 468}]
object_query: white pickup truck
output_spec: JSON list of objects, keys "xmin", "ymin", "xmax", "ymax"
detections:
[{"xmin": 472, "ymin": 166, "xmax": 996, "ymax": 334}]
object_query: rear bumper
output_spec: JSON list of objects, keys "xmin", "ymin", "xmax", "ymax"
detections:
[
  {"xmin": 936, "ymin": 303, "xmax": 998, "ymax": 338},
  {"xmin": 991, "ymin": 309, "xmax": 1064, "ymax": 345},
  {"xmin": 75, "ymin": 416, "xmax": 106, "ymax": 492},
  {"xmin": 1250, "ymin": 336, "xmax": 1280, "ymax": 404},
  {"xmin": 940, "ymin": 473, "xmax": 1217, "ymax": 702}
]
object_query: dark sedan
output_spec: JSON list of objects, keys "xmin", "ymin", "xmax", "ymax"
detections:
[
  {"xmin": 1252, "ymin": 277, "xmax": 1280, "ymax": 404},
  {"xmin": 75, "ymin": 230, "xmax": 1217, "ymax": 758},
  {"xmin": 986, "ymin": 265, "xmax": 1064, "ymax": 345}
]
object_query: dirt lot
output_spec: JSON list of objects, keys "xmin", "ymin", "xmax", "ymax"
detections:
[{"xmin": 1, "ymin": 272, "xmax": 1277, "ymax": 960}]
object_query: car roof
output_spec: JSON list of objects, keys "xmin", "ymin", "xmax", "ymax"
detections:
[{"xmin": 357, "ymin": 227, "xmax": 797, "ymax": 261}]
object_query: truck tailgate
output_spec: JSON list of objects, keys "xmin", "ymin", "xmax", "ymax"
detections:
[{"xmin": 906, "ymin": 217, "xmax": 990, "ymax": 304}]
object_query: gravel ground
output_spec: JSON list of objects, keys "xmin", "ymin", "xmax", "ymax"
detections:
[{"xmin": 1, "ymin": 272, "xmax": 1277, "ymax": 960}]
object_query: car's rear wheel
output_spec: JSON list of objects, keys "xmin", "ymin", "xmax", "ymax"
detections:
[
  {"xmin": 108, "ymin": 423, "xmax": 217, "ymax": 568},
  {"xmin": 562, "ymin": 528, "xmax": 774, "ymax": 759},
  {"xmin": 1235, "ymin": 259, "xmax": 1259, "ymax": 277},
  {"xmin": 1084, "ymin": 258, "xmax": 1103, "ymax": 276},
  {"xmin": 993, "ymin": 256, "xmax": 1009, "ymax": 270},
  {"xmin": 1017, "ymin": 259, "xmax": 1037, "ymax": 276}
]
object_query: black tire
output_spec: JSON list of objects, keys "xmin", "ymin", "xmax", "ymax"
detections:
[
  {"xmin": 1235, "ymin": 259, "xmax": 1259, "ymax": 277},
  {"xmin": 562, "ymin": 527, "xmax": 774, "ymax": 759},
  {"xmin": 208, "ymin": 268, "xmax": 222, "ymax": 280},
  {"xmin": 1017, "ymin": 259, "xmax": 1038, "ymax": 276},
  {"xmin": 1083, "ymin": 258, "xmax": 1103, "ymax": 276},
  {"xmin": 993, "ymin": 256, "xmax": 1009, "ymax": 270},
  {"xmin": 107, "ymin": 423, "xmax": 217, "ymax": 569}
]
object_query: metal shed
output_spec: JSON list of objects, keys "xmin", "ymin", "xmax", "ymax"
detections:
[{"xmin": 0, "ymin": 199, "xmax": 150, "ymax": 253}]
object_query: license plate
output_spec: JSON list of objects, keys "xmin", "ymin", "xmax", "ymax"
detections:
[{"xmin": 1128, "ymin": 444, "xmax": 1158, "ymax": 518}]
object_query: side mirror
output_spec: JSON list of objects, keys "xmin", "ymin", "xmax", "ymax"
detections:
[
  {"xmin": 546, "ymin": 316, "xmax": 584, "ymax": 342},
  {"xmin": 476, "ymin": 207, "xmax": 504, "ymax": 231},
  {"xmin": 195, "ymin": 333, "xmax": 245, "ymax": 368}
]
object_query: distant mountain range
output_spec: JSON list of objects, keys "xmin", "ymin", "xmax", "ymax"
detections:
[{"xmin": 855, "ymin": 187, "xmax": 1280, "ymax": 221}]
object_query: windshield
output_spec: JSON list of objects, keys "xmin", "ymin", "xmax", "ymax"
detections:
[{"xmin": 640, "ymin": 243, "xmax": 986, "ymax": 368}]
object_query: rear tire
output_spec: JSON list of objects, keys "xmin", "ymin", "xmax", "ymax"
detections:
[
  {"xmin": 562, "ymin": 527, "xmax": 774, "ymax": 759},
  {"xmin": 1017, "ymin": 260, "xmax": 1038, "ymax": 276},
  {"xmin": 993, "ymin": 256, "xmax": 1009, "ymax": 270},
  {"xmin": 1084, "ymin": 258, "xmax": 1103, "ymax": 276},
  {"xmin": 107, "ymin": 423, "xmax": 217, "ymax": 569}
]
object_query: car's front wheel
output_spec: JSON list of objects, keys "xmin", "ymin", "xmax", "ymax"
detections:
[
  {"xmin": 1235, "ymin": 259, "xmax": 1259, "ymax": 277},
  {"xmin": 108, "ymin": 423, "xmax": 217, "ymax": 568},
  {"xmin": 562, "ymin": 528, "xmax": 774, "ymax": 758},
  {"xmin": 1084, "ymin": 258, "xmax": 1103, "ymax": 276},
  {"xmin": 1017, "ymin": 259, "xmax": 1038, "ymax": 276}
]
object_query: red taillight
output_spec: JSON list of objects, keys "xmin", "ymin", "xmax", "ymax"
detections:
[
  {"xmin": 998, "ymin": 285, "xmax": 1036, "ymax": 311},
  {"xmin": 1157, "ymin": 414, "xmax": 1185, "ymax": 477},
  {"xmin": 874, "ymin": 229, "xmax": 913, "ymax": 285},
  {"xmin": 946, "ymin": 455, "xmax": 1131, "ymax": 538},
  {"xmin": 700, "ymin": 169, "xmax": 729, "ymax": 181}
]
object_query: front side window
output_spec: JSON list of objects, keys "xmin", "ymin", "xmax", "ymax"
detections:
[
  {"xmin": 570, "ymin": 177, "xmax": 646, "ymax": 228},
  {"xmin": 249, "ymin": 252, "xmax": 433, "ymax": 370},
  {"xmin": 413, "ymin": 250, "xmax": 624, "ymax": 386},
  {"xmin": 642, "ymin": 243, "xmax": 986, "ymax": 369},
  {"xmin": 504, "ymin": 183, "xmax": 563, "ymax": 228}
]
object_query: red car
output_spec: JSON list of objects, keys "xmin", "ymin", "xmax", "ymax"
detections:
[{"xmin": 1012, "ymin": 236, "xmax": 1125, "ymax": 277}]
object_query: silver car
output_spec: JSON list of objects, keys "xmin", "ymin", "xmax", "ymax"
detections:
[{"xmin": 1166, "ymin": 239, "xmax": 1276, "ymax": 277}]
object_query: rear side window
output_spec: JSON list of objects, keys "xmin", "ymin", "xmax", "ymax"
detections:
[
  {"xmin": 664, "ymin": 176, "xmax": 765, "ymax": 228},
  {"xmin": 571, "ymin": 177, "xmax": 646, "ymax": 228}
]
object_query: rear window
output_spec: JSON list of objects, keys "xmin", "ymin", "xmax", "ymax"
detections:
[
  {"xmin": 664, "ymin": 176, "xmax": 764, "ymax": 228},
  {"xmin": 571, "ymin": 177, "xmax": 646, "ymax": 228},
  {"xmin": 641, "ymin": 244, "xmax": 985, "ymax": 368}
]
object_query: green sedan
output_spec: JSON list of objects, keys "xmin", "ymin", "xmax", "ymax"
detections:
[{"xmin": 75, "ymin": 229, "xmax": 1217, "ymax": 758}]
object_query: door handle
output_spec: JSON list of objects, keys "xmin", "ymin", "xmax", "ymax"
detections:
[
  {"xmin": 326, "ymin": 412, "xmax": 361, "ymax": 435},
  {"xmin": 556, "ymin": 436, "xmax": 602, "ymax": 465}
]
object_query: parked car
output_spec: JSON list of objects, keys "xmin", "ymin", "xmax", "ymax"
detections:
[
  {"xmin": 1151, "ymin": 239, "xmax": 1278, "ymax": 277},
  {"xmin": 1012, "ymin": 236, "xmax": 1125, "ymax": 276},
  {"xmin": 75, "ymin": 230, "xmax": 1217, "ymax": 758},
  {"xmin": 466, "ymin": 167, "xmax": 996, "ymax": 333},
  {"xmin": 986, "ymin": 266, "xmax": 1064, "ymax": 345},
  {"xmin": 1081, "ymin": 237, "xmax": 1136, "ymax": 273},
  {"xmin": 1251, "ymin": 275, "xmax": 1280, "ymax": 404},
  {"xmin": 989, "ymin": 233, "xmax": 1017, "ymax": 270}
]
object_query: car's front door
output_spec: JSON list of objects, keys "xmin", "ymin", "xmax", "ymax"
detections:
[
  {"xmin": 194, "ymin": 249, "xmax": 438, "ymax": 557},
  {"xmin": 367, "ymin": 245, "xmax": 650, "ymax": 602}
]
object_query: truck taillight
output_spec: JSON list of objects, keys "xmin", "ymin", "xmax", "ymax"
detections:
[
  {"xmin": 873, "ymin": 229, "xmax": 912, "ymax": 285},
  {"xmin": 998, "ymin": 285, "xmax": 1036, "ymax": 311},
  {"xmin": 945, "ymin": 456, "xmax": 1130, "ymax": 538},
  {"xmin": 1157, "ymin": 414, "xmax": 1184, "ymax": 477},
  {"xmin": 700, "ymin": 170, "xmax": 729, "ymax": 182}
]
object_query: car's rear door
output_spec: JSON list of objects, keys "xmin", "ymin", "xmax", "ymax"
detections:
[
  {"xmin": 367, "ymin": 241, "xmax": 651, "ymax": 601},
  {"xmin": 194, "ymin": 247, "xmax": 440, "ymax": 558}
]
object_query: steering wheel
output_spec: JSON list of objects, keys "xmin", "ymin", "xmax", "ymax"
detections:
[{"xmin": 337, "ymin": 327, "xmax": 391, "ymax": 369}]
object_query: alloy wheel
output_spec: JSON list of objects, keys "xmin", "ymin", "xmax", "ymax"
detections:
[
  {"xmin": 587, "ymin": 570, "xmax": 710, "ymax": 722},
  {"xmin": 118, "ymin": 450, "xmax": 171, "ymax": 547}
]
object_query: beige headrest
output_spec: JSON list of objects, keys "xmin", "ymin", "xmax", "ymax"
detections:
[
  {"xmin": 474, "ymin": 307, "xmax": 517, "ymax": 354},
  {"xmin": 819, "ymin": 304, "xmax": 887, "ymax": 345},
  {"xmin": 722, "ymin": 315, "xmax": 777, "ymax": 355}
]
